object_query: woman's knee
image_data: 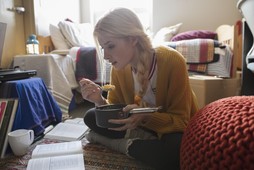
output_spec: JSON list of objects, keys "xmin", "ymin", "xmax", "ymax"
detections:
[{"xmin": 83, "ymin": 108, "xmax": 96, "ymax": 127}]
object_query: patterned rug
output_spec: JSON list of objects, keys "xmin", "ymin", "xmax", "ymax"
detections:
[{"xmin": 0, "ymin": 138, "xmax": 154, "ymax": 170}]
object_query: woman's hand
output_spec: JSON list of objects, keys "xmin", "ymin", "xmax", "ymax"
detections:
[
  {"xmin": 108, "ymin": 104, "xmax": 152, "ymax": 131},
  {"xmin": 79, "ymin": 78, "xmax": 105, "ymax": 105}
]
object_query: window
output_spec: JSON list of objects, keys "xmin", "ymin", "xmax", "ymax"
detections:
[{"xmin": 89, "ymin": 0, "xmax": 153, "ymax": 32}]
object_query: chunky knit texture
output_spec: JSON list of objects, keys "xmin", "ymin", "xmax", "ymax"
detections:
[{"xmin": 181, "ymin": 96, "xmax": 254, "ymax": 170}]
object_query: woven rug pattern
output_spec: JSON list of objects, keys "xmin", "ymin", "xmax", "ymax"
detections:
[{"xmin": 0, "ymin": 138, "xmax": 154, "ymax": 170}]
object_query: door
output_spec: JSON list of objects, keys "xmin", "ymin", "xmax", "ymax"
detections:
[{"xmin": 0, "ymin": 0, "xmax": 26, "ymax": 68}]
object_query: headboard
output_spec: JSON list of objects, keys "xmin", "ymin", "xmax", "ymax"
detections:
[
  {"xmin": 216, "ymin": 24, "xmax": 234, "ymax": 50},
  {"xmin": 215, "ymin": 22, "xmax": 242, "ymax": 78},
  {"xmin": 233, "ymin": 20, "xmax": 243, "ymax": 71},
  {"xmin": 37, "ymin": 36, "xmax": 55, "ymax": 54}
]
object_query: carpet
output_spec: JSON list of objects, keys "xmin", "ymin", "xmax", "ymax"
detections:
[{"xmin": 0, "ymin": 138, "xmax": 154, "ymax": 170}]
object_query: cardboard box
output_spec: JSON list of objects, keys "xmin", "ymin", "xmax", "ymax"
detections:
[{"xmin": 189, "ymin": 75, "xmax": 241, "ymax": 109}]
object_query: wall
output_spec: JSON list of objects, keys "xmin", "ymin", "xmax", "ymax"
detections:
[
  {"xmin": 24, "ymin": 0, "xmax": 81, "ymax": 37},
  {"xmin": 152, "ymin": 0, "xmax": 242, "ymax": 33},
  {"xmin": 29, "ymin": 0, "xmax": 243, "ymax": 37},
  {"xmin": 0, "ymin": 0, "xmax": 26, "ymax": 68},
  {"xmin": 1, "ymin": 0, "xmax": 243, "ymax": 69},
  {"xmin": 79, "ymin": 0, "xmax": 242, "ymax": 34}
]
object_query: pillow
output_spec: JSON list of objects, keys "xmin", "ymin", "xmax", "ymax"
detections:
[
  {"xmin": 58, "ymin": 21, "xmax": 95, "ymax": 47},
  {"xmin": 49, "ymin": 24, "xmax": 70, "ymax": 50},
  {"xmin": 171, "ymin": 30, "xmax": 217, "ymax": 42},
  {"xmin": 58, "ymin": 21, "xmax": 84, "ymax": 47},
  {"xmin": 153, "ymin": 23, "xmax": 183, "ymax": 44}
]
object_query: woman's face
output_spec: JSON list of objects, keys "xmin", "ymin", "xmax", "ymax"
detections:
[{"xmin": 98, "ymin": 33, "xmax": 137, "ymax": 70}]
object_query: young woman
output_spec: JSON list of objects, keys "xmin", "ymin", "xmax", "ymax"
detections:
[{"xmin": 79, "ymin": 8, "xmax": 198, "ymax": 170}]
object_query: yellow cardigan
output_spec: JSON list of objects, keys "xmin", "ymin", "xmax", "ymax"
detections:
[{"xmin": 107, "ymin": 46, "xmax": 199, "ymax": 136}]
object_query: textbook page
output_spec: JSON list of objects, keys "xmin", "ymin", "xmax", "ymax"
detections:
[
  {"xmin": 31, "ymin": 141, "xmax": 83, "ymax": 159},
  {"xmin": 64, "ymin": 118, "xmax": 86, "ymax": 125},
  {"xmin": 27, "ymin": 153, "xmax": 85, "ymax": 170},
  {"xmin": 44, "ymin": 122, "xmax": 87, "ymax": 141}
]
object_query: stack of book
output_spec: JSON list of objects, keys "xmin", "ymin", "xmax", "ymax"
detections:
[{"xmin": 0, "ymin": 98, "xmax": 19, "ymax": 158}]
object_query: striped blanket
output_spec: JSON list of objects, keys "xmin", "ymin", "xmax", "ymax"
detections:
[
  {"xmin": 75, "ymin": 47, "xmax": 97, "ymax": 81},
  {"xmin": 70, "ymin": 47, "xmax": 111, "ymax": 85},
  {"xmin": 166, "ymin": 39, "xmax": 233, "ymax": 77}
]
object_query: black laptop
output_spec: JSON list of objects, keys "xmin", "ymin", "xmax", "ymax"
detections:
[{"xmin": 0, "ymin": 22, "xmax": 37, "ymax": 83}]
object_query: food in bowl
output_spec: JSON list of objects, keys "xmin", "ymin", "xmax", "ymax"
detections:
[
  {"xmin": 101, "ymin": 84, "xmax": 115, "ymax": 91},
  {"xmin": 95, "ymin": 104, "xmax": 127, "ymax": 128}
]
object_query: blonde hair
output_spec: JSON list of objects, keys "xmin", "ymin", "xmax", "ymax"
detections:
[{"xmin": 94, "ymin": 8, "xmax": 153, "ymax": 98}]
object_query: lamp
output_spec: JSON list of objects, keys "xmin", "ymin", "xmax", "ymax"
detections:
[{"xmin": 26, "ymin": 34, "xmax": 39, "ymax": 55}]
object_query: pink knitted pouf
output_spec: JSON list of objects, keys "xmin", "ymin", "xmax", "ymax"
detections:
[{"xmin": 180, "ymin": 96, "xmax": 254, "ymax": 170}]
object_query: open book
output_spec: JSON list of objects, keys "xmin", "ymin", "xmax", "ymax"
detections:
[
  {"xmin": 44, "ymin": 118, "xmax": 88, "ymax": 141},
  {"xmin": 27, "ymin": 141, "xmax": 85, "ymax": 170}
]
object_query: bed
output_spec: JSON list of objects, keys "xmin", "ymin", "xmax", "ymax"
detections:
[
  {"xmin": 46, "ymin": 21, "xmax": 239, "ymax": 77},
  {"xmin": 13, "ymin": 21, "xmax": 112, "ymax": 116}
]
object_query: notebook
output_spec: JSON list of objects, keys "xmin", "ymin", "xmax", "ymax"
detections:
[{"xmin": 0, "ymin": 22, "xmax": 37, "ymax": 83}]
